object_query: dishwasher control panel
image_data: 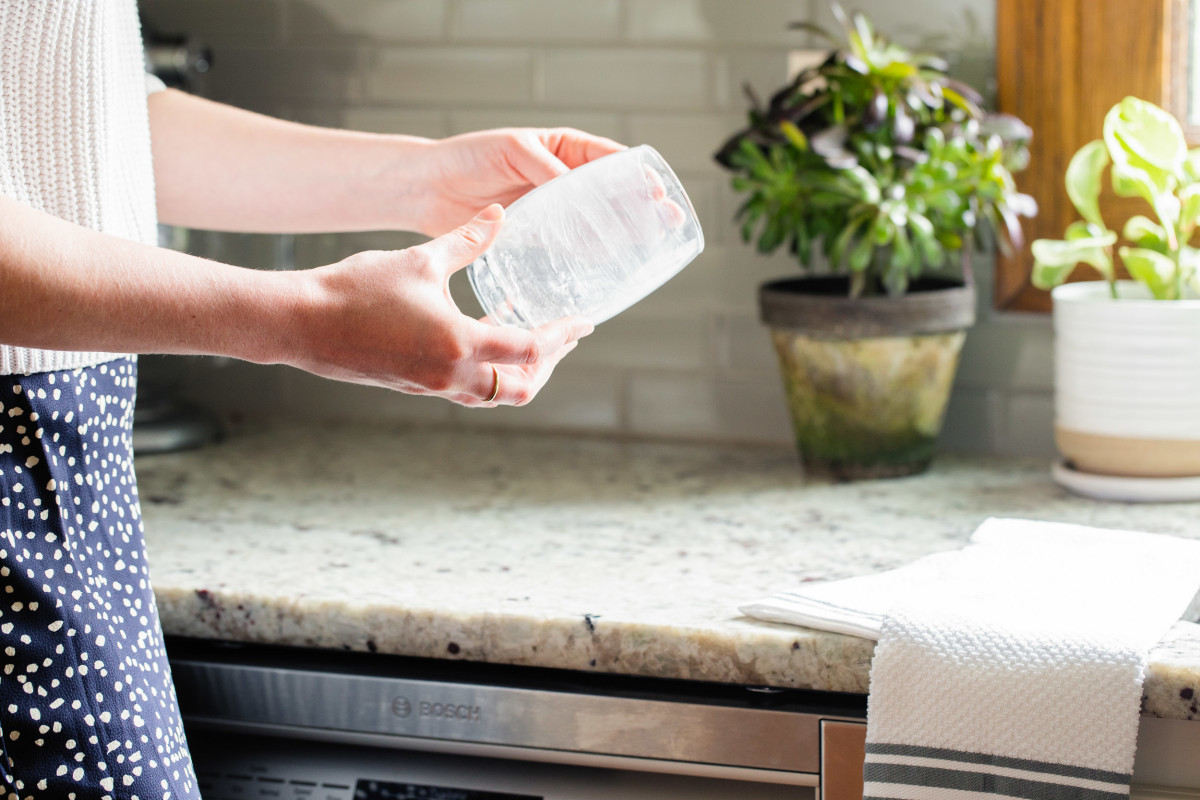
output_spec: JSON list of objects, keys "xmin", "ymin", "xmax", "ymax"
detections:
[
  {"xmin": 194, "ymin": 771, "xmax": 535, "ymax": 800},
  {"xmin": 356, "ymin": 779, "xmax": 539, "ymax": 799},
  {"xmin": 186, "ymin": 729, "xmax": 814, "ymax": 800},
  {"xmin": 191, "ymin": 734, "xmax": 544, "ymax": 800}
]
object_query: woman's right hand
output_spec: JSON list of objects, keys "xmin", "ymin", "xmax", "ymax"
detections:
[
  {"xmin": 283, "ymin": 204, "xmax": 593, "ymax": 407},
  {"xmin": 0, "ymin": 194, "xmax": 587, "ymax": 407}
]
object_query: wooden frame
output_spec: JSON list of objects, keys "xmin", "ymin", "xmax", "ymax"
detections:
[
  {"xmin": 1166, "ymin": 0, "xmax": 1200, "ymax": 143},
  {"xmin": 994, "ymin": 0, "xmax": 1179, "ymax": 311}
]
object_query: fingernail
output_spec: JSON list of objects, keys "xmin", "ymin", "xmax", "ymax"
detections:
[{"xmin": 478, "ymin": 204, "xmax": 504, "ymax": 222}]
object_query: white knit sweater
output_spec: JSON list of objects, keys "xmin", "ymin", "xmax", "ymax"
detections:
[{"xmin": 0, "ymin": 0, "xmax": 160, "ymax": 375}]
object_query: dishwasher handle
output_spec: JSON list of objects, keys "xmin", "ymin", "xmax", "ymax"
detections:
[{"xmin": 822, "ymin": 720, "xmax": 867, "ymax": 800}]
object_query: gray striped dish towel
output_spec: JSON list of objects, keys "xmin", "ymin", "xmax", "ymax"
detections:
[{"xmin": 740, "ymin": 518, "xmax": 1200, "ymax": 800}]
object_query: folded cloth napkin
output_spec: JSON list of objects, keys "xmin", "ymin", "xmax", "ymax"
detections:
[{"xmin": 740, "ymin": 518, "xmax": 1200, "ymax": 800}]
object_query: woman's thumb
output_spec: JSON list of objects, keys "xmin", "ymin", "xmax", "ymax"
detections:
[{"xmin": 420, "ymin": 204, "xmax": 505, "ymax": 277}]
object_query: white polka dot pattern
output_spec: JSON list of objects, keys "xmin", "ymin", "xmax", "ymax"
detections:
[{"xmin": 0, "ymin": 358, "xmax": 198, "ymax": 800}]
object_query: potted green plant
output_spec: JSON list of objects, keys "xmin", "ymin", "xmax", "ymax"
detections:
[
  {"xmin": 715, "ymin": 2, "xmax": 1035, "ymax": 480},
  {"xmin": 1032, "ymin": 96, "xmax": 1200, "ymax": 486}
]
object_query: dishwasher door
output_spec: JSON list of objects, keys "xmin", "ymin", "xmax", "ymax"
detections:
[
  {"xmin": 170, "ymin": 639, "xmax": 1200, "ymax": 800},
  {"xmin": 186, "ymin": 728, "xmax": 818, "ymax": 800},
  {"xmin": 168, "ymin": 638, "xmax": 868, "ymax": 800}
]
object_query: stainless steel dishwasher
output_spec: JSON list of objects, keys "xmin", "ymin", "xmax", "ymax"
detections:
[{"xmin": 168, "ymin": 637, "xmax": 870, "ymax": 800}]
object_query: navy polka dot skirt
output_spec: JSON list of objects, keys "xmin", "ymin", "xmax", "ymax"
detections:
[{"xmin": 0, "ymin": 358, "xmax": 198, "ymax": 800}]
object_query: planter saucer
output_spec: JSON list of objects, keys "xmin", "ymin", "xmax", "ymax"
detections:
[{"xmin": 1051, "ymin": 460, "xmax": 1200, "ymax": 503}]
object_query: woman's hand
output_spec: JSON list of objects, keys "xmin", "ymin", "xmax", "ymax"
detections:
[
  {"xmin": 287, "ymin": 204, "xmax": 592, "ymax": 406},
  {"xmin": 413, "ymin": 128, "xmax": 626, "ymax": 236},
  {"xmin": 0, "ymin": 195, "xmax": 587, "ymax": 407}
]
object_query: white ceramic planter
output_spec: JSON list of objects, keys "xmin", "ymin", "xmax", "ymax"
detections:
[{"xmin": 1052, "ymin": 281, "xmax": 1200, "ymax": 477}]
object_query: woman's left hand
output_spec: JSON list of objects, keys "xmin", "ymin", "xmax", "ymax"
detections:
[{"xmin": 414, "ymin": 128, "xmax": 626, "ymax": 236}]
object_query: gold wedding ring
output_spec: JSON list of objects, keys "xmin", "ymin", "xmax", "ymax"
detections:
[{"xmin": 485, "ymin": 364, "xmax": 501, "ymax": 403}]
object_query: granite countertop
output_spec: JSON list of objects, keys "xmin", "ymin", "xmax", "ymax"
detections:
[{"xmin": 138, "ymin": 422, "xmax": 1200, "ymax": 722}]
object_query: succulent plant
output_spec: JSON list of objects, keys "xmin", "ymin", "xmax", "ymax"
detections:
[{"xmin": 715, "ymin": 1, "xmax": 1035, "ymax": 298}]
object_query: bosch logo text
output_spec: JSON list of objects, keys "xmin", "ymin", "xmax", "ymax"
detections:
[
  {"xmin": 420, "ymin": 701, "xmax": 482, "ymax": 722},
  {"xmin": 392, "ymin": 695, "xmax": 482, "ymax": 723}
]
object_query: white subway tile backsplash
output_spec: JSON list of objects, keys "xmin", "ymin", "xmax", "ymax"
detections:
[
  {"xmin": 282, "ymin": 369, "xmax": 454, "ymax": 424},
  {"xmin": 956, "ymin": 318, "xmax": 1054, "ymax": 392},
  {"xmin": 447, "ymin": 270, "xmax": 486, "ymax": 319},
  {"xmin": 280, "ymin": 104, "xmax": 449, "ymax": 140},
  {"xmin": 364, "ymin": 48, "xmax": 534, "ymax": 106},
  {"xmin": 626, "ymin": 0, "xmax": 817, "ymax": 46},
  {"xmin": 178, "ymin": 361, "xmax": 289, "ymax": 419},
  {"xmin": 146, "ymin": 0, "xmax": 1050, "ymax": 456},
  {"xmin": 998, "ymin": 392, "xmax": 1056, "ymax": 458},
  {"xmin": 629, "ymin": 372, "xmax": 720, "ymax": 438},
  {"xmin": 808, "ymin": 0, "xmax": 997, "ymax": 100},
  {"xmin": 714, "ymin": 169, "xmax": 745, "ymax": 224},
  {"xmin": 626, "ymin": 113, "xmax": 742, "ymax": 174},
  {"xmin": 346, "ymin": 230, "xmax": 432, "ymax": 251},
  {"xmin": 542, "ymin": 49, "xmax": 710, "ymax": 110},
  {"xmin": 447, "ymin": 109, "xmax": 625, "ymax": 142},
  {"xmin": 454, "ymin": 0, "xmax": 621, "ymax": 42},
  {"xmin": 178, "ymin": 230, "xmax": 291, "ymax": 270},
  {"xmin": 715, "ymin": 179, "xmax": 767, "ymax": 257},
  {"xmin": 451, "ymin": 363, "xmax": 624, "ymax": 432},
  {"xmin": 291, "ymin": 233, "xmax": 343, "ymax": 269},
  {"xmin": 712, "ymin": 52, "xmax": 734, "ymax": 110},
  {"xmin": 955, "ymin": 327, "xmax": 1020, "ymax": 391},
  {"xmin": 938, "ymin": 387, "xmax": 1001, "ymax": 454},
  {"xmin": 274, "ymin": 105, "xmax": 352, "ymax": 128},
  {"xmin": 202, "ymin": 47, "xmax": 363, "ymax": 106},
  {"xmin": 625, "ymin": 248, "xmax": 729, "ymax": 316},
  {"xmin": 629, "ymin": 372, "xmax": 791, "ymax": 443},
  {"xmin": 288, "ymin": 0, "xmax": 447, "ymax": 43},
  {"xmin": 341, "ymin": 107, "xmax": 449, "ymax": 137},
  {"xmin": 573, "ymin": 314, "xmax": 710, "ymax": 371},
  {"xmin": 969, "ymin": 251, "xmax": 997, "ymax": 311},
  {"xmin": 141, "ymin": 0, "xmax": 283, "ymax": 45},
  {"xmin": 716, "ymin": 313, "xmax": 779, "ymax": 377},
  {"xmin": 719, "ymin": 50, "xmax": 793, "ymax": 110},
  {"xmin": 715, "ymin": 245, "xmax": 804, "ymax": 317},
  {"xmin": 711, "ymin": 377, "xmax": 792, "ymax": 444},
  {"xmin": 808, "ymin": 0, "xmax": 995, "ymax": 52},
  {"xmin": 625, "ymin": 0, "xmax": 712, "ymax": 43},
  {"xmin": 672, "ymin": 175, "xmax": 723, "ymax": 247},
  {"xmin": 291, "ymin": 229, "xmax": 432, "ymax": 269}
]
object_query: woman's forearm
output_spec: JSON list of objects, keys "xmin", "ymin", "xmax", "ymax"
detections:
[
  {"xmin": 0, "ymin": 193, "xmax": 300, "ymax": 363},
  {"xmin": 0, "ymin": 195, "xmax": 591, "ymax": 405},
  {"xmin": 148, "ymin": 89, "xmax": 434, "ymax": 234}
]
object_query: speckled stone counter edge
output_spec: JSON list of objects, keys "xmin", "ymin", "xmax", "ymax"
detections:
[{"xmin": 154, "ymin": 588, "xmax": 1200, "ymax": 722}]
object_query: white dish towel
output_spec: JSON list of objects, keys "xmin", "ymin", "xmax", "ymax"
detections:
[{"xmin": 740, "ymin": 518, "xmax": 1200, "ymax": 800}]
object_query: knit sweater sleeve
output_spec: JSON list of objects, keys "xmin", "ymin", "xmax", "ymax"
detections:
[{"xmin": 0, "ymin": 0, "xmax": 159, "ymax": 375}]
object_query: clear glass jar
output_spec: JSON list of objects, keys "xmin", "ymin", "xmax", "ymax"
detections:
[{"xmin": 468, "ymin": 145, "xmax": 704, "ymax": 329}]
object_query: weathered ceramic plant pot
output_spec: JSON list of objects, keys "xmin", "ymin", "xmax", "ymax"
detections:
[
  {"xmin": 760, "ymin": 276, "xmax": 975, "ymax": 481},
  {"xmin": 1052, "ymin": 281, "xmax": 1200, "ymax": 477}
]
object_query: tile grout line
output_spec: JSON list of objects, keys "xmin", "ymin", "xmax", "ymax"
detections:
[{"xmin": 531, "ymin": 46, "xmax": 546, "ymax": 106}]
